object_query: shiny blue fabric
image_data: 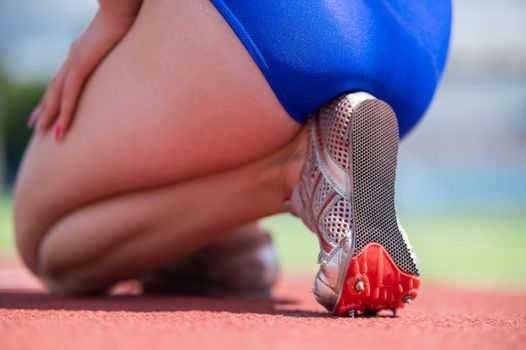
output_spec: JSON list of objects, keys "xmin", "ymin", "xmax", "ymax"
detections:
[{"xmin": 209, "ymin": 0, "xmax": 451, "ymax": 138}]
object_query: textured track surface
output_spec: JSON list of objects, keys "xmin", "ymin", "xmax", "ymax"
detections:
[{"xmin": 1, "ymin": 261, "xmax": 525, "ymax": 350}]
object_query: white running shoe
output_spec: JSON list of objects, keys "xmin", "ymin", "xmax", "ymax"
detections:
[{"xmin": 285, "ymin": 92, "xmax": 421, "ymax": 317}]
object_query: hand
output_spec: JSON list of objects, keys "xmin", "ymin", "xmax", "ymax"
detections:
[{"xmin": 28, "ymin": 1, "xmax": 142, "ymax": 141}]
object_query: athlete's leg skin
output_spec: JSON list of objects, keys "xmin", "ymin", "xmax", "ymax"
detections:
[
  {"xmin": 41, "ymin": 140, "xmax": 305, "ymax": 294},
  {"xmin": 13, "ymin": 0, "xmax": 306, "ymax": 294}
]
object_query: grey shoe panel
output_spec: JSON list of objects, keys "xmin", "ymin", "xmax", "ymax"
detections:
[{"xmin": 350, "ymin": 99, "xmax": 419, "ymax": 275}]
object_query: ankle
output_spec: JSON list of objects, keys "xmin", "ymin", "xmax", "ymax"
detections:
[{"xmin": 266, "ymin": 125, "xmax": 308, "ymax": 200}]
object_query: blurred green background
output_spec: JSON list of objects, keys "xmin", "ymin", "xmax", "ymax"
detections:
[{"xmin": 0, "ymin": 0, "xmax": 525, "ymax": 290}]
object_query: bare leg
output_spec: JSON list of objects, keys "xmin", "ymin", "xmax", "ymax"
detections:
[
  {"xmin": 39, "ymin": 130, "xmax": 306, "ymax": 294},
  {"xmin": 14, "ymin": 0, "xmax": 302, "ymax": 280}
]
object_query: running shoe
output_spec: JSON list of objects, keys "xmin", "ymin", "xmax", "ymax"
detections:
[
  {"xmin": 141, "ymin": 227, "xmax": 278, "ymax": 297},
  {"xmin": 285, "ymin": 92, "xmax": 421, "ymax": 317}
]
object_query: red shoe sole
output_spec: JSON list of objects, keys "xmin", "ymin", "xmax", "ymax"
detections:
[{"xmin": 333, "ymin": 243, "xmax": 420, "ymax": 317}]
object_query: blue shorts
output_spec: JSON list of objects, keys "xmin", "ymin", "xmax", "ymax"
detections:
[{"xmin": 209, "ymin": 0, "xmax": 452, "ymax": 138}]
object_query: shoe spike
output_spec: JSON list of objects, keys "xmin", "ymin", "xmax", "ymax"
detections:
[{"xmin": 355, "ymin": 280, "xmax": 365, "ymax": 292}]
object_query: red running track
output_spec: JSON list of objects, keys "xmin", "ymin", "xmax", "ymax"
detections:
[{"xmin": 0, "ymin": 262, "xmax": 525, "ymax": 350}]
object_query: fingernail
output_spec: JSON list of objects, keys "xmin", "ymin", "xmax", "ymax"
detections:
[
  {"xmin": 54, "ymin": 123, "xmax": 62, "ymax": 142},
  {"xmin": 34, "ymin": 118, "xmax": 42, "ymax": 132},
  {"xmin": 27, "ymin": 109, "xmax": 38, "ymax": 128}
]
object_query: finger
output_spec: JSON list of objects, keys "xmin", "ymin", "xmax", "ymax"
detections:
[
  {"xmin": 56, "ymin": 69, "xmax": 85, "ymax": 139},
  {"xmin": 37, "ymin": 65, "xmax": 67, "ymax": 132},
  {"xmin": 28, "ymin": 85, "xmax": 52, "ymax": 128},
  {"xmin": 37, "ymin": 91, "xmax": 60, "ymax": 132},
  {"xmin": 27, "ymin": 105, "xmax": 42, "ymax": 128}
]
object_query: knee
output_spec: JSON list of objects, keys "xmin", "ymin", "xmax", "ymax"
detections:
[
  {"xmin": 13, "ymin": 190, "xmax": 106, "ymax": 296},
  {"xmin": 13, "ymin": 222, "xmax": 103, "ymax": 296},
  {"xmin": 20, "ymin": 228, "xmax": 111, "ymax": 295},
  {"xmin": 13, "ymin": 183, "xmax": 46, "ymax": 276}
]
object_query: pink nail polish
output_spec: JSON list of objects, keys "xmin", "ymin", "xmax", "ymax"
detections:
[{"xmin": 54, "ymin": 123, "xmax": 62, "ymax": 142}]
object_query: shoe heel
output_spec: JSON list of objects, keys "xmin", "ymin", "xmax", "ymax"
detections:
[{"xmin": 349, "ymin": 97, "xmax": 419, "ymax": 273}]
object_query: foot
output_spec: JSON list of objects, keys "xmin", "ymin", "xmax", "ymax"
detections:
[
  {"xmin": 140, "ymin": 223, "xmax": 278, "ymax": 297},
  {"xmin": 286, "ymin": 92, "xmax": 420, "ymax": 316}
]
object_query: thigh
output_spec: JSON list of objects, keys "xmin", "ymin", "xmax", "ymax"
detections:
[{"xmin": 14, "ymin": 0, "xmax": 299, "ymax": 271}]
